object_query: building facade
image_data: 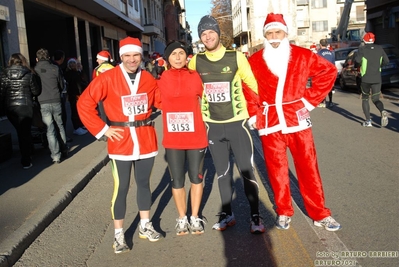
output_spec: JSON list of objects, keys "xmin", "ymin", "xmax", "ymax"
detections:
[
  {"xmin": 0, "ymin": 0, "xmax": 192, "ymax": 78},
  {"xmin": 365, "ymin": 0, "xmax": 399, "ymax": 47},
  {"xmin": 231, "ymin": 0, "xmax": 367, "ymax": 53}
]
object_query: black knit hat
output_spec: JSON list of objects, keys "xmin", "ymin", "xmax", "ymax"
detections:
[
  {"xmin": 197, "ymin": 15, "xmax": 220, "ymax": 38},
  {"xmin": 164, "ymin": 41, "xmax": 187, "ymax": 62}
]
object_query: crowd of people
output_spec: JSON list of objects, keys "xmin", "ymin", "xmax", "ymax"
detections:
[{"xmin": 1, "ymin": 10, "xmax": 392, "ymax": 255}]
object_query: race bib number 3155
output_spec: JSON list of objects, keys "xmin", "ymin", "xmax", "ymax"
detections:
[
  {"xmin": 121, "ymin": 93, "xmax": 148, "ymax": 116},
  {"xmin": 204, "ymin": 82, "xmax": 231, "ymax": 103}
]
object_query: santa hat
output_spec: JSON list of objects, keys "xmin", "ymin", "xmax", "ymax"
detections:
[
  {"xmin": 310, "ymin": 43, "xmax": 317, "ymax": 50},
  {"xmin": 363, "ymin": 32, "xmax": 375, "ymax": 44},
  {"xmin": 119, "ymin": 37, "xmax": 143, "ymax": 56},
  {"xmin": 97, "ymin": 50, "xmax": 113, "ymax": 62},
  {"xmin": 263, "ymin": 13, "xmax": 288, "ymax": 35},
  {"xmin": 156, "ymin": 57, "xmax": 165, "ymax": 67}
]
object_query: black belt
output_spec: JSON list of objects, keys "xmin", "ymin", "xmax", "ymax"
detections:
[{"xmin": 109, "ymin": 118, "xmax": 153, "ymax": 127}]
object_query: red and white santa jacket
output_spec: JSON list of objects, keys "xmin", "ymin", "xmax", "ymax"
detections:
[
  {"xmin": 245, "ymin": 45, "xmax": 336, "ymax": 136},
  {"xmin": 77, "ymin": 65, "xmax": 160, "ymax": 160}
]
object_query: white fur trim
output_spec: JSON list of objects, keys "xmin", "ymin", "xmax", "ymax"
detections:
[
  {"xmin": 119, "ymin": 44, "xmax": 143, "ymax": 56},
  {"xmin": 97, "ymin": 55, "xmax": 109, "ymax": 61},
  {"xmin": 263, "ymin": 22, "xmax": 288, "ymax": 34}
]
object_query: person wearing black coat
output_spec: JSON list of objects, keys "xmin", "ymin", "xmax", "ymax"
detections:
[
  {"xmin": 64, "ymin": 58, "xmax": 88, "ymax": 136},
  {"xmin": 0, "ymin": 53, "xmax": 41, "ymax": 169}
]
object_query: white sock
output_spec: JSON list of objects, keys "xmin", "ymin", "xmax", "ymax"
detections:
[
  {"xmin": 115, "ymin": 228, "xmax": 123, "ymax": 237},
  {"xmin": 140, "ymin": 219, "xmax": 150, "ymax": 229}
]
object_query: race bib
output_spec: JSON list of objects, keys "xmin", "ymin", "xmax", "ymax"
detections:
[
  {"xmin": 121, "ymin": 93, "xmax": 148, "ymax": 116},
  {"xmin": 166, "ymin": 112, "xmax": 194, "ymax": 132},
  {"xmin": 204, "ymin": 82, "xmax": 231, "ymax": 103},
  {"xmin": 296, "ymin": 107, "xmax": 312, "ymax": 127}
]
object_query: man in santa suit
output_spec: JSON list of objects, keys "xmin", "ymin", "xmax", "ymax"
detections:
[
  {"xmin": 245, "ymin": 13, "xmax": 341, "ymax": 231},
  {"xmin": 78, "ymin": 37, "xmax": 162, "ymax": 254}
]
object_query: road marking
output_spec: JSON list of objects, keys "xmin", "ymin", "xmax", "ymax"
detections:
[{"xmin": 251, "ymin": 131, "xmax": 362, "ymax": 266}]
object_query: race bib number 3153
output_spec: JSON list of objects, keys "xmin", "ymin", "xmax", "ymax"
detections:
[
  {"xmin": 166, "ymin": 112, "xmax": 194, "ymax": 132},
  {"xmin": 121, "ymin": 93, "xmax": 148, "ymax": 116},
  {"xmin": 204, "ymin": 82, "xmax": 231, "ymax": 103}
]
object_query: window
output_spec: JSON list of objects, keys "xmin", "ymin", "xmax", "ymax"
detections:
[
  {"xmin": 128, "ymin": 0, "xmax": 132, "ymax": 6},
  {"xmin": 134, "ymin": 0, "xmax": 138, "ymax": 11},
  {"xmin": 312, "ymin": 21, "xmax": 328, "ymax": 32},
  {"xmin": 311, "ymin": 0, "xmax": 327, "ymax": 8},
  {"xmin": 356, "ymin": 6, "xmax": 365, "ymax": 21}
]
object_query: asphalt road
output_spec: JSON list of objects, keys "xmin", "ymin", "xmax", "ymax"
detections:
[{"xmin": 1, "ymin": 87, "xmax": 398, "ymax": 267}]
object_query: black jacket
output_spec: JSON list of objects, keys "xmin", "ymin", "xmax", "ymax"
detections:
[
  {"xmin": 0, "ymin": 65, "xmax": 41, "ymax": 109},
  {"xmin": 355, "ymin": 44, "xmax": 389, "ymax": 83}
]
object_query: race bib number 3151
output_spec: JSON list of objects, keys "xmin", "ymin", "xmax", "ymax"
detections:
[
  {"xmin": 121, "ymin": 93, "xmax": 148, "ymax": 116},
  {"xmin": 204, "ymin": 82, "xmax": 231, "ymax": 103}
]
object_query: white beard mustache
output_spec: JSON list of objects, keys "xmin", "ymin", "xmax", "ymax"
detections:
[{"xmin": 262, "ymin": 38, "xmax": 291, "ymax": 77}]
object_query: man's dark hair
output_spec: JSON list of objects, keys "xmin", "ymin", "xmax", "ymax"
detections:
[
  {"xmin": 36, "ymin": 48, "xmax": 50, "ymax": 61},
  {"xmin": 53, "ymin": 50, "xmax": 65, "ymax": 61},
  {"xmin": 319, "ymin": 39, "xmax": 328, "ymax": 47}
]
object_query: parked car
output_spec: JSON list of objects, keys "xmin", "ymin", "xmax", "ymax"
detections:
[
  {"xmin": 334, "ymin": 47, "xmax": 357, "ymax": 77},
  {"xmin": 339, "ymin": 44, "xmax": 399, "ymax": 91}
]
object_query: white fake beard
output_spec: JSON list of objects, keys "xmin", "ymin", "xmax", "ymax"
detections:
[{"xmin": 262, "ymin": 38, "xmax": 291, "ymax": 77}]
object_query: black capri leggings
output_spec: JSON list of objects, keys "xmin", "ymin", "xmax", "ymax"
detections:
[
  {"xmin": 110, "ymin": 157, "xmax": 155, "ymax": 220},
  {"xmin": 165, "ymin": 148, "xmax": 206, "ymax": 189}
]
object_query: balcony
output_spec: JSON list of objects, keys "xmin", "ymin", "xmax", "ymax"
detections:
[
  {"xmin": 143, "ymin": 24, "xmax": 161, "ymax": 36},
  {"xmin": 297, "ymin": 0, "xmax": 309, "ymax": 5},
  {"xmin": 297, "ymin": 20, "xmax": 310, "ymax": 28}
]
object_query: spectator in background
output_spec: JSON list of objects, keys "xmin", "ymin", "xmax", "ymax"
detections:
[
  {"xmin": 92, "ymin": 50, "xmax": 115, "ymax": 126},
  {"xmin": 0, "ymin": 53, "xmax": 41, "ymax": 169},
  {"xmin": 310, "ymin": 43, "xmax": 318, "ymax": 53},
  {"xmin": 151, "ymin": 52, "xmax": 166, "ymax": 79},
  {"xmin": 64, "ymin": 58, "xmax": 88, "ymax": 136},
  {"xmin": 92, "ymin": 50, "xmax": 115, "ymax": 79},
  {"xmin": 355, "ymin": 32, "xmax": 389, "ymax": 127},
  {"xmin": 317, "ymin": 39, "xmax": 336, "ymax": 108},
  {"xmin": 52, "ymin": 50, "xmax": 71, "ymax": 142},
  {"xmin": 35, "ymin": 48, "xmax": 68, "ymax": 164}
]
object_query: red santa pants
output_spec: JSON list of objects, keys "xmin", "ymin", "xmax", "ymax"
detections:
[{"xmin": 260, "ymin": 128, "xmax": 331, "ymax": 221}]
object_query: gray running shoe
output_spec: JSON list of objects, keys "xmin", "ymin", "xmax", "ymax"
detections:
[
  {"xmin": 113, "ymin": 233, "xmax": 129, "ymax": 254},
  {"xmin": 314, "ymin": 216, "xmax": 342, "ymax": 231},
  {"xmin": 139, "ymin": 222, "xmax": 161, "ymax": 242},
  {"xmin": 276, "ymin": 215, "xmax": 291, "ymax": 230},
  {"xmin": 362, "ymin": 120, "xmax": 373, "ymax": 127},
  {"xmin": 250, "ymin": 214, "xmax": 265, "ymax": 234},
  {"xmin": 175, "ymin": 216, "xmax": 189, "ymax": 236},
  {"xmin": 381, "ymin": 110, "xmax": 388, "ymax": 127},
  {"xmin": 212, "ymin": 212, "xmax": 236, "ymax": 231},
  {"xmin": 190, "ymin": 216, "xmax": 207, "ymax": 234}
]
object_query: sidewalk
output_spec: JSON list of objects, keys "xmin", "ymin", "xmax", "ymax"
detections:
[{"xmin": 0, "ymin": 116, "xmax": 109, "ymax": 267}]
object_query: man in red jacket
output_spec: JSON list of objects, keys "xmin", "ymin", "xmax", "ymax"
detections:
[
  {"xmin": 245, "ymin": 13, "xmax": 341, "ymax": 232},
  {"xmin": 78, "ymin": 37, "xmax": 161, "ymax": 254}
]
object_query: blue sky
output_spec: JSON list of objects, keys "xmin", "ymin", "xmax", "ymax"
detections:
[{"xmin": 185, "ymin": 0, "xmax": 212, "ymax": 41}]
